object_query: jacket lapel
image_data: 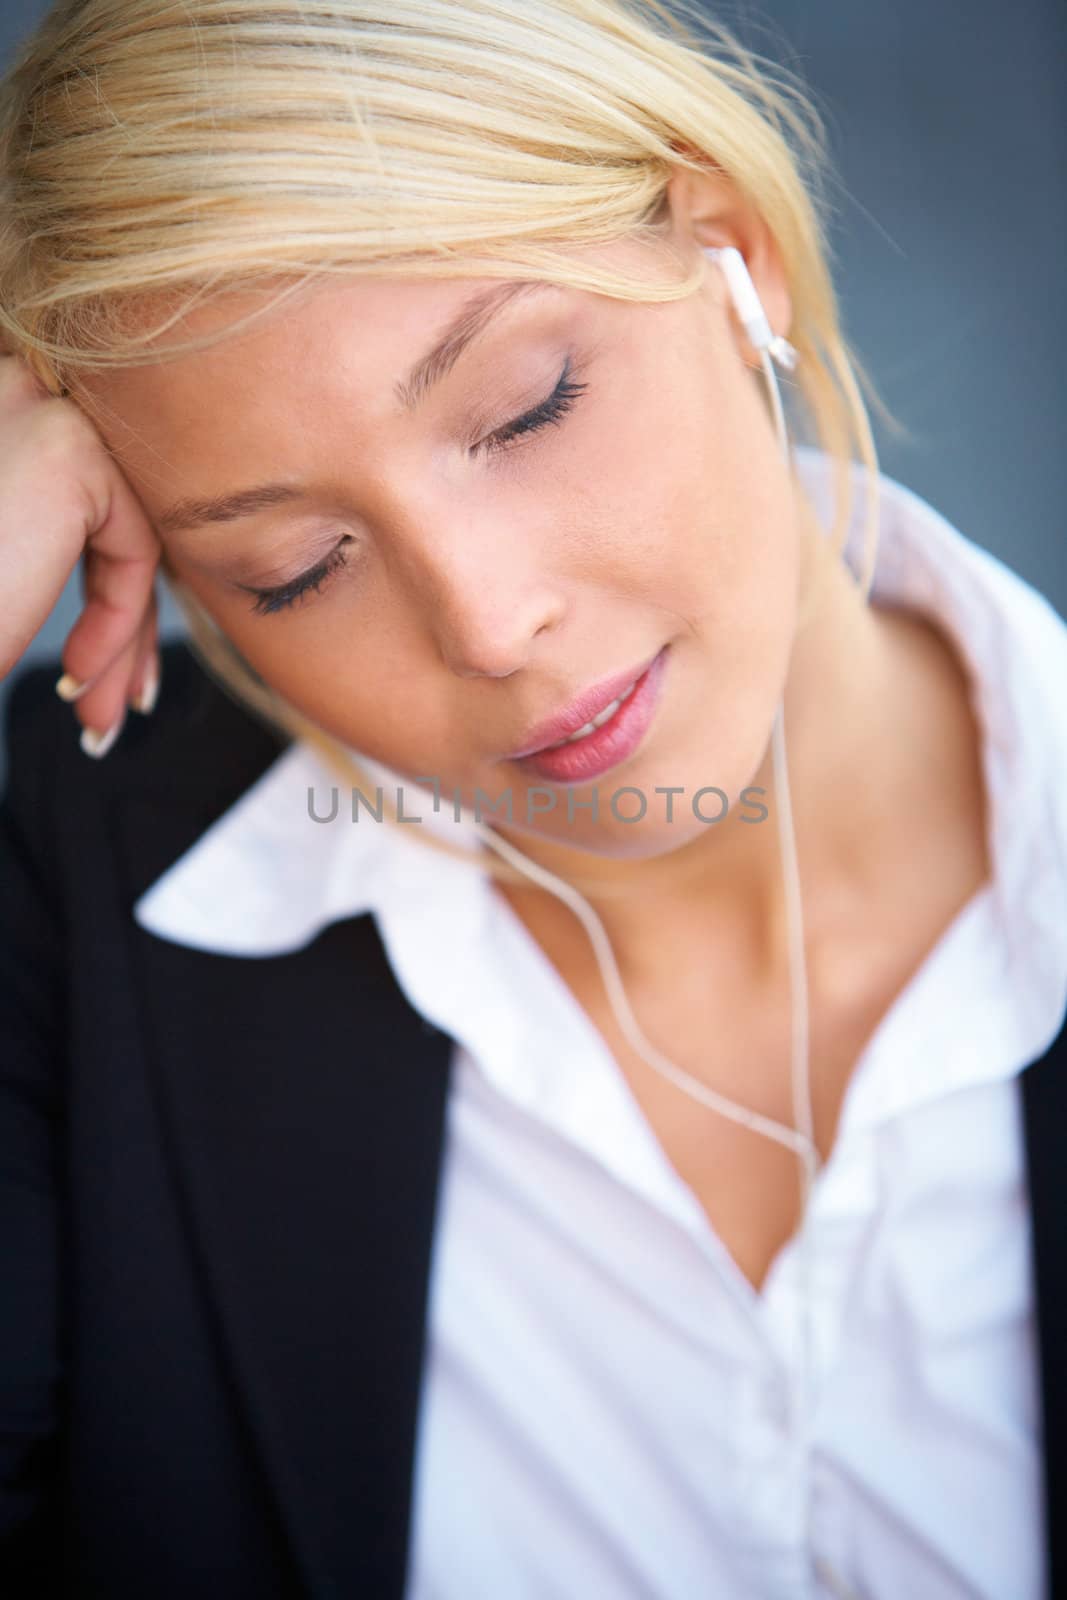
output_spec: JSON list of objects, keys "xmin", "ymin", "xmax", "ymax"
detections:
[
  {"xmin": 1020, "ymin": 1004, "xmax": 1067, "ymax": 1598},
  {"xmin": 114, "ymin": 786, "xmax": 454, "ymax": 1600},
  {"xmin": 109, "ymin": 720, "xmax": 1067, "ymax": 1600}
]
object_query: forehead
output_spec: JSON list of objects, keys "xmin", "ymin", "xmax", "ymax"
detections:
[
  {"xmin": 81, "ymin": 274, "xmax": 517, "ymax": 407},
  {"xmin": 71, "ymin": 238, "xmax": 684, "ymax": 501},
  {"xmin": 74, "ymin": 229, "xmax": 680, "ymax": 422},
  {"xmin": 75, "ymin": 275, "xmax": 554, "ymax": 472}
]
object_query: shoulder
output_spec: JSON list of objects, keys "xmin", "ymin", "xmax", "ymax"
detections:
[
  {"xmin": 5, "ymin": 637, "xmax": 287, "ymax": 783},
  {"xmin": 979, "ymin": 548, "xmax": 1067, "ymax": 761},
  {"xmin": 1, "ymin": 639, "xmax": 291, "ymax": 860},
  {"xmin": 952, "ymin": 538, "xmax": 1067, "ymax": 900}
]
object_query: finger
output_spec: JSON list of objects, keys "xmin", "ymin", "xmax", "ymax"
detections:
[
  {"xmin": 128, "ymin": 586, "xmax": 161, "ymax": 714},
  {"xmin": 70, "ymin": 581, "xmax": 163, "ymax": 753},
  {"xmin": 57, "ymin": 457, "xmax": 162, "ymax": 694},
  {"xmin": 68, "ymin": 625, "xmax": 144, "ymax": 758}
]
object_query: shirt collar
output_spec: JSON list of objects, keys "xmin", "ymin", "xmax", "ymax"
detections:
[{"xmin": 134, "ymin": 445, "xmax": 1067, "ymax": 1013}]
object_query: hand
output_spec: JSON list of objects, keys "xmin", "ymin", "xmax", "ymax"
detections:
[{"xmin": 0, "ymin": 354, "xmax": 163, "ymax": 756}]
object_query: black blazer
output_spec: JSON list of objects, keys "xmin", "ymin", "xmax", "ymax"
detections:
[{"xmin": 1, "ymin": 640, "xmax": 1064, "ymax": 1599}]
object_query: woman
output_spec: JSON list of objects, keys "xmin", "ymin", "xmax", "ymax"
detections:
[{"xmin": 1, "ymin": 1, "xmax": 1064, "ymax": 1596}]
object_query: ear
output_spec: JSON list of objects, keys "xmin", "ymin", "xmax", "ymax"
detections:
[{"xmin": 658, "ymin": 162, "xmax": 793, "ymax": 366}]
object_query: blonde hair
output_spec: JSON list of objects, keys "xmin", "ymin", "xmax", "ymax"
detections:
[{"xmin": 0, "ymin": 0, "xmax": 898, "ymax": 887}]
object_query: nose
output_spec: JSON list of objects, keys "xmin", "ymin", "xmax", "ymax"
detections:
[{"xmin": 402, "ymin": 517, "xmax": 568, "ymax": 680}]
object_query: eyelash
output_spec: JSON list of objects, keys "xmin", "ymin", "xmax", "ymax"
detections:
[
  {"xmin": 473, "ymin": 360, "xmax": 588, "ymax": 458},
  {"xmin": 247, "ymin": 540, "xmax": 353, "ymax": 616},
  {"xmin": 245, "ymin": 361, "xmax": 588, "ymax": 616}
]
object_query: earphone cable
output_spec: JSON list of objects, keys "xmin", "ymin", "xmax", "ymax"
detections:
[{"xmin": 471, "ymin": 252, "xmax": 823, "ymax": 1591}]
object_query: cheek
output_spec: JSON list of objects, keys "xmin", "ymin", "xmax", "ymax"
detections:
[
  {"xmin": 171, "ymin": 563, "xmax": 462, "ymax": 770},
  {"xmin": 587, "ymin": 364, "xmax": 799, "ymax": 780},
  {"xmin": 569, "ymin": 385, "xmax": 791, "ymax": 646},
  {"xmin": 563, "ymin": 331, "xmax": 781, "ymax": 612},
  {"xmin": 167, "ymin": 561, "xmax": 361, "ymax": 712}
]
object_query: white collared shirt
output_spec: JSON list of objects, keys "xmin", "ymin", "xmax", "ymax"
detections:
[{"xmin": 135, "ymin": 447, "xmax": 1067, "ymax": 1599}]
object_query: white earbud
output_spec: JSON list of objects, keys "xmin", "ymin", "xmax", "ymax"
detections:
[{"xmin": 702, "ymin": 245, "xmax": 798, "ymax": 372}]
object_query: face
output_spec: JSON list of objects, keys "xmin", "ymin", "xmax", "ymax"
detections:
[{"xmin": 80, "ymin": 217, "xmax": 802, "ymax": 868}]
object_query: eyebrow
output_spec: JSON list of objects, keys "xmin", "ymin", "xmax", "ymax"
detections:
[
  {"xmin": 393, "ymin": 278, "xmax": 552, "ymax": 411},
  {"xmin": 153, "ymin": 279, "xmax": 554, "ymax": 538}
]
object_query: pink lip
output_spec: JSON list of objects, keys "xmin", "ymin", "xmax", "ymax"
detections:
[
  {"xmin": 506, "ymin": 647, "xmax": 664, "ymax": 761},
  {"xmin": 510, "ymin": 645, "xmax": 669, "ymax": 783}
]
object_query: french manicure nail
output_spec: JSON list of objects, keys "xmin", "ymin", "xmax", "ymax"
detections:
[
  {"xmin": 56, "ymin": 672, "xmax": 91, "ymax": 703},
  {"xmin": 131, "ymin": 657, "xmax": 160, "ymax": 715},
  {"xmin": 80, "ymin": 715, "xmax": 125, "ymax": 759}
]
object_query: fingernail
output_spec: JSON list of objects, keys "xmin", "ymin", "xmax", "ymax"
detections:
[
  {"xmin": 80, "ymin": 714, "xmax": 125, "ymax": 759},
  {"xmin": 131, "ymin": 656, "xmax": 160, "ymax": 715},
  {"xmin": 56, "ymin": 672, "xmax": 91, "ymax": 703}
]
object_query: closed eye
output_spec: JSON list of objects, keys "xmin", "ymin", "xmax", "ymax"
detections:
[
  {"xmin": 242, "ymin": 359, "xmax": 589, "ymax": 615},
  {"xmin": 240, "ymin": 538, "xmax": 354, "ymax": 616},
  {"xmin": 474, "ymin": 357, "xmax": 588, "ymax": 456}
]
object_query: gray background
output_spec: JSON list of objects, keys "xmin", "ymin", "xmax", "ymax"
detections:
[{"xmin": 2, "ymin": 0, "xmax": 1065, "ymax": 770}]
